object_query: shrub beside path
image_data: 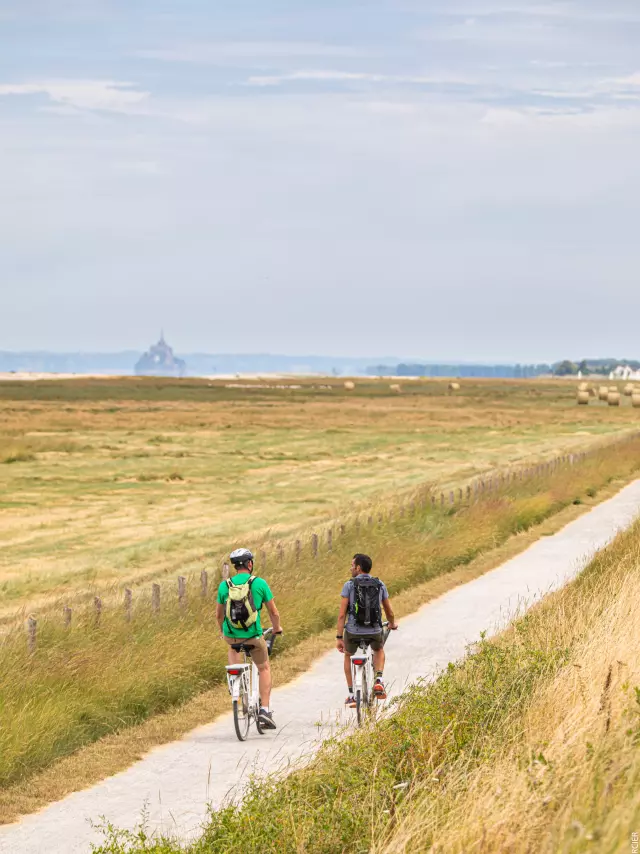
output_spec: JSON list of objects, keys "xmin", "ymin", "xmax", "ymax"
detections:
[{"xmin": 4, "ymin": 480, "xmax": 640, "ymax": 854}]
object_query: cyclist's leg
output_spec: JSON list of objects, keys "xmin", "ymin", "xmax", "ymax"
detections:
[
  {"xmin": 343, "ymin": 632, "xmax": 359, "ymax": 704},
  {"xmin": 247, "ymin": 638, "xmax": 271, "ymax": 707},
  {"xmin": 223, "ymin": 636, "xmax": 243, "ymax": 666},
  {"xmin": 372, "ymin": 647, "xmax": 385, "ymax": 674},
  {"xmin": 370, "ymin": 635, "xmax": 387, "ymax": 698}
]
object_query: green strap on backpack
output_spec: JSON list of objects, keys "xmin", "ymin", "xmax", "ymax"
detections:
[{"xmin": 225, "ymin": 576, "xmax": 259, "ymax": 632}]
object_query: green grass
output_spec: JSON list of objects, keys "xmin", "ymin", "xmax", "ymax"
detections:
[{"xmin": 0, "ymin": 436, "xmax": 639, "ymax": 791}]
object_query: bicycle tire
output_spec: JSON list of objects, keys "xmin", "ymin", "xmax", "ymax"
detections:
[{"xmin": 233, "ymin": 691, "xmax": 250, "ymax": 741}]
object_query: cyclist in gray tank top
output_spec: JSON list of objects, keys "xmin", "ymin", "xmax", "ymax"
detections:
[{"xmin": 336, "ymin": 553, "xmax": 398, "ymax": 706}]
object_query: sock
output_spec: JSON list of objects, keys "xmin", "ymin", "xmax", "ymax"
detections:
[
  {"xmin": 376, "ymin": 671, "xmax": 383, "ymax": 680},
  {"xmin": 261, "ymin": 705, "xmax": 270, "ymax": 713}
]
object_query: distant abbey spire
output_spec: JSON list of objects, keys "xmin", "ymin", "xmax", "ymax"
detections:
[{"xmin": 134, "ymin": 332, "xmax": 186, "ymax": 377}]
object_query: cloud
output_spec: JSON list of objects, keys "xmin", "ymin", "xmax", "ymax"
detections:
[
  {"xmin": 245, "ymin": 69, "xmax": 475, "ymax": 87},
  {"xmin": 137, "ymin": 42, "xmax": 371, "ymax": 65},
  {"xmin": 0, "ymin": 80, "xmax": 149, "ymax": 112}
]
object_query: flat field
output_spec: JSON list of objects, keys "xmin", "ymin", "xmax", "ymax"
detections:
[{"xmin": 0, "ymin": 376, "xmax": 637, "ymax": 617}]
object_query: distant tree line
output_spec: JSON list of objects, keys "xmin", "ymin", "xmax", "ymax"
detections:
[
  {"xmin": 367, "ymin": 364, "xmax": 552, "ymax": 378},
  {"xmin": 553, "ymin": 359, "xmax": 640, "ymax": 376}
]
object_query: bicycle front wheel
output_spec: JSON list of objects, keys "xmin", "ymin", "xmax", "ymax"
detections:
[
  {"xmin": 356, "ymin": 668, "xmax": 369, "ymax": 726},
  {"xmin": 233, "ymin": 690, "xmax": 250, "ymax": 741}
]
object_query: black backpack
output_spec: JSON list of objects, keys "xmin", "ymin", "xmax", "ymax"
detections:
[{"xmin": 351, "ymin": 575, "xmax": 383, "ymax": 629}]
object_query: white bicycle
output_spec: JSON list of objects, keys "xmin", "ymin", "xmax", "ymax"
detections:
[
  {"xmin": 225, "ymin": 628, "xmax": 278, "ymax": 741},
  {"xmin": 350, "ymin": 621, "xmax": 391, "ymax": 725}
]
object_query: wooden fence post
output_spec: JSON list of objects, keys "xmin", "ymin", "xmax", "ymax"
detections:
[
  {"xmin": 449, "ymin": 491, "xmax": 454, "ymax": 505},
  {"xmin": 94, "ymin": 596, "xmax": 102, "ymax": 626},
  {"xmin": 368, "ymin": 514, "xmax": 373, "ymax": 526},
  {"xmin": 124, "ymin": 588, "xmax": 132, "ymax": 622},
  {"xmin": 466, "ymin": 485, "xmax": 471, "ymax": 501},
  {"xmin": 311, "ymin": 533, "xmax": 318, "ymax": 558},
  {"xmin": 431, "ymin": 495, "xmax": 436, "ymax": 509},
  {"xmin": 222, "ymin": 563, "xmax": 230, "ymax": 579},
  {"xmin": 328, "ymin": 528, "xmax": 334, "ymax": 551},
  {"xmin": 27, "ymin": 616, "xmax": 36, "ymax": 653},
  {"xmin": 458, "ymin": 488, "xmax": 463, "ymax": 502},
  {"xmin": 277, "ymin": 542, "xmax": 284, "ymax": 562},
  {"xmin": 152, "ymin": 583, "xmax": 161, "ymax": 614},
  {"xmin": 440, "ymin": 492, "xmax": 445, "ymax": 507},
  {"xmin": 200, "ymin": 570, "xmax": 208, "ymax": 598},
  {"xmin": 63, "ymin": 605, "xmax": 72, "ymax": 627},
  {"xmin": 178, "ymin": 576, "xmax": 186, "ymax": 608}
]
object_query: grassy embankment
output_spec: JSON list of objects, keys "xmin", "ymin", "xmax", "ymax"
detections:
[
  {"xmin": 0, "ymin": 375, "xmax": 636, "ymax": 618},
  {"xmin": 1, "ymin": 433, "xmax": 640, "ymax": 800},
  {"xmin": 96, "ymin": 484, "xmax": 640, "ymax": 853}
]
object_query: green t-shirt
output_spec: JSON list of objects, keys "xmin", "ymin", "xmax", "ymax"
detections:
[{"xmin": 217, "ymin": 572, "xmax": 274, "ymax": 638}]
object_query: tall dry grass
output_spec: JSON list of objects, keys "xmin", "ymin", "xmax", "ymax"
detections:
[{"xmin": 3, "ymin": 437, "xmax": 639, "ymax": 798}]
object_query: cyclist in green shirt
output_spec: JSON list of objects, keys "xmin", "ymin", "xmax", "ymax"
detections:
[{"xmin": 216, "ymin": 548, "xmax": 282, "ymax": 730}]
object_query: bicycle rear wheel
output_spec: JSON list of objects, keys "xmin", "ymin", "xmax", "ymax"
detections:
[{"xmin": 233, "ymin": 689, "xmax": 250, "ymax": 741}]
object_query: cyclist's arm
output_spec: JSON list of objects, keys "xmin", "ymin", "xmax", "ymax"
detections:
[
  {"xmin": 265, "ymin": 598, "xmax": 283, "ymax": 633},
  {"xmin": 336, "ymin": 596, "xmax": 349, "ymax": 643},
  {"xmin": 215, "ymin": 602, "xmax": 225, "ymax": 634},
  {"xmin": 383, "ymin": 598, "xmax": 398, "ymax": 629}
]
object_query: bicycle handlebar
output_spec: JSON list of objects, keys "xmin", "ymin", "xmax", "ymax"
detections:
[{"xmin": 263, "ymin": 627, "xmax": 282, "ymax": 655}]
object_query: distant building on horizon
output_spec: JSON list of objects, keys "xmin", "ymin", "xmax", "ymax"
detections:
[{"xmin": 134, "ymin": 332, "xmax": 187, "ymax": 377}]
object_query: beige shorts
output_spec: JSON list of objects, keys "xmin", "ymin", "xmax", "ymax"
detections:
[{"xmin": 224, "ymin": 635, "xmax": 269, "ymax": 666}]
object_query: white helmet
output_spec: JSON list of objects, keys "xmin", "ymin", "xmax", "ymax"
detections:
[{"xmin": 230, "ymin": 547, "xmax": 254, "ymax": 567}]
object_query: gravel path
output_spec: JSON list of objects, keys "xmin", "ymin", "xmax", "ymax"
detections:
[{"xmin": 3, "ymin": 479, "xmax": 640, "ymax": 854}]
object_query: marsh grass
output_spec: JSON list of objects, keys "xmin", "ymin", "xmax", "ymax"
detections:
[
  {"xmin": 92, "ymin": 478, "xmax": 640, "ymax": 854},
  {"xmin": 1, "ymin": 376, "xmax": 638, "ymax": 617},
  {"xmin": 1, "ymin": 436, "xmax": 640, "ymax": 791}
]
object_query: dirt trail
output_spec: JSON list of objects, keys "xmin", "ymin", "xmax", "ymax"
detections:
[{"xmin": 3, "ymin": 480, "xmax": 640, "ymax": 854}]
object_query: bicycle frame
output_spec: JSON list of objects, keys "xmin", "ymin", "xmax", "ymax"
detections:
[
  {"xmin": 350, "ymin": 622, "xmax": 390, "ymax": 725},
  {"xmin": 225, "ymin": 628, "xmax": 276, "ymax": 740}
]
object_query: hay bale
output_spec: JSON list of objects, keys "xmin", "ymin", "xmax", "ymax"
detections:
[
  {"xmin": 624, "ymin": 383, "xmax": 634, "ymax": 396},
  {"xmin": 448, "ymin": 382, "xmax": 461, "ymax": 391},
  {"xmin": 609, "ymin": 386, "xmax": 618, "ymax": 393},
  {"xmin": 578, "ymin": 382, "xmax": 589, "ymax": 392},
  {"xmin": 598, "ymin": 386, "xmax": 609, "ymax": 401},
  {"xmin": 632, "ymin": 393, "xmax": 640, "ymax": 409},
  {"xmin": 389, "ymin": 384, "xmax": 402, "ymax": 393},
  {"xmin": 576, "ymin": 391, "xmax": 590, "ymax": 405},
  {"xmin": 608, "ymin": 391, "xmax": 621, "ymax": 406},
  {"xmin": 343, "ymin": 381, "xmax": 355, "ymax": 391}
]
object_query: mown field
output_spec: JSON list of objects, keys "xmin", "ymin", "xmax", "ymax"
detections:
[
  {"xmin": 0, "ymin": 376, "xmax": 637, "ymax": 617},
  {"xmin": 99, "ymin": 491, "xmax": 640, "ymax": 854},
  {"xmin": 1, "ymin": 376, "xmax": 640, "ymax": 809}
]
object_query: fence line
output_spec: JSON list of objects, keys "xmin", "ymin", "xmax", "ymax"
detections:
[{"xmin": 22, "ymin": 430, "xmax": 640, "ymax": 649}]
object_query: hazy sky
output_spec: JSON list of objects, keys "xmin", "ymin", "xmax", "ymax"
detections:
[{"xmin": 1, "ymin": 1, "xmax": 639, "ymax": 361}]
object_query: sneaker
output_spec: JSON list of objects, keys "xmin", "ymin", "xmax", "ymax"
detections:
[
  {"xmin": 345, "ymin": 694, "xmax": 357, "ymax": 708},
  {"xmin": 373, "ymin": 679, "xmax": 387, "ymax": 700},
  {"xmin": 258, "ymin": 708, "xmax": 277, "ymax": 730}
]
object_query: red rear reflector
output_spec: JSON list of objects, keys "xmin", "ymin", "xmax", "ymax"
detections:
[
  {"xmin": 352, "ymin": 658, "xmax": 366, "ymax": 665},
  {"xmin": 227, "ymin": 668, "xmax": 243, "ymax": 676}
]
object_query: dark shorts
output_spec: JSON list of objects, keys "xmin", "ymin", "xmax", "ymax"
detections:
[
  {"xmin": 344, "ymin": 630, "xmax": 385, "ymax": 655},
  {"xmin": 224, "ymin": 635, "xmax": 269, "ymax": 666}
]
